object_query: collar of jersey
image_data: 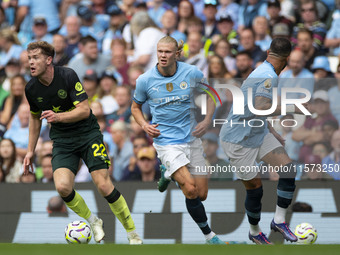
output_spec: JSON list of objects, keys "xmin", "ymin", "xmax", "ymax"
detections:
[
  {"xmin": 264, "ymin": 60, "xmax": 276, "ymax": 74},
  {"xmin": 155, "ymin": 61, "xmax": 179, "ymax": 78}
]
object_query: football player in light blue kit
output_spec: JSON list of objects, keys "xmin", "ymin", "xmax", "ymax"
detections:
[
  {"xmin": 220, "ymin": 38, "xmax": 308, "ymax": 244},
  {"xmin": 131, "ymin": 36, "xmax": 225, "ymax": 244}
]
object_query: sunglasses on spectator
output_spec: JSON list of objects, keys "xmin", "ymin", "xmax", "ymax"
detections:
[{"xmin": 301, "ymin": 8, "xmax": 315, "ymax": 12}]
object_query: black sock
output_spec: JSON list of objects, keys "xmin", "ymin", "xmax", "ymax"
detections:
[
  {"xmin": 61, "ymin": 189, "xmax": 75, "ymax": 203},
  {"xmin": 245, "ymin": 186, "xmax": 263, "ymax": 225},
  {"xmin": 104, "ymin": 188, "xmax": 121, "ymax": 204},
  {"xmin": 186, "ymin": 197, "xmax": 211, "ymax": 235}
]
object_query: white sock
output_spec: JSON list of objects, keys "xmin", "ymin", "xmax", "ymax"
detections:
[
  {"xmin": 249, "ymin": 224, "xmax": 261, "ymax": 236},
  {"xmin": 86, "ymin": 213, "xmax": 96, "ymax": 224},
  {"xmin": 274, "ymin": 205, "xmax": 287, "ymax": 224},
  {"xmin": 127, "ymin": 229, "xmax": 137, "ymax": 237},
  {"xmin": 204, "ymin": 231, "xmax": 216, "ymax": 241}
]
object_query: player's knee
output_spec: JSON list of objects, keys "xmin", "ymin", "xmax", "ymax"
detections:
[
  {"xmin": 198, "ymin": 190, "xmax": 208, "ymax": 201},
  {"xmin": 55, "ymin": 182, "xmax": 73, "ymax": 197},
  {"xmin": 183, "ymin": 184, "xmax": 198, "ymax": 199}
]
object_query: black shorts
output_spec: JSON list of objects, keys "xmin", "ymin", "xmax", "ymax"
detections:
[{"xmin": 52, "ymin": 130, "xmax": 111, "ymax": 175}]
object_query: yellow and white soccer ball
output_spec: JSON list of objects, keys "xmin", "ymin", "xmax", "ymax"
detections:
[
  {"xmin": 65, "ymin": 221, "xmax": 92, "ymax": 244},
  {"xmin": 294, "ymin": 223, "xmax": 318, "ymax": 244}
]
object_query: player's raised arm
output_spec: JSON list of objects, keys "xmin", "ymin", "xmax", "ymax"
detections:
[{"xmin": 23, "ymin": 113, "xmax": 42, "ymax": 175}]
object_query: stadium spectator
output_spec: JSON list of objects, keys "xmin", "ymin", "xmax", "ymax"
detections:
[
  {"xmin": 295, "ymin": 28, "xmax": 322, "ymax": 70},
  {"xmin": 1, "ymin": 58, "xmax": 21, "ymax": 93},
  {"xmin": 238, "ymin": 28, "xmax": 267, "ymax": 68},
  {"xmin": 110, "ymin": 120, "xmax": 133, "ymax": 181},
  {"xmin": 311, "ymin": 56, "xmax": 336, "ymax": 91},
  {"xmin": 83, "ymin": 69, "xmax": 99, "ymax": 104},
  {"xmin": 0, "ymin": 29, "xmax": 23, "ymax": 69},
  {"xmin": 183, "ymin": 31, "xmax": 208, "ymax": 74},
  {"xmin": 322, "ymin": 120, "xmax": 339, "ymax": 144},
  {"xmin": 19, "ymin": 50, "xmax": 31, "ymax": 81},
  {"xmin": 121, "ymin": 135, "xmax": 149, "ymax": 181},
  {"xmin": 40, "ymin": 154, "xmax": 53, "ymax": 183},
  {"xmin": 130, "ymin": 11, "xmax": 165, "ymax": 71},
  {"xmin": 0, "ymin": 6, "xmax": 11, "ymax": 30},
  {"xmin": 216, "ymin": 0, "xmax": 239, "ymax": 30},
  {"xmin": 28, "ymin": 16, "xmax": 53, "ymax": 47},
  {"xmin": 301, "ymin": 154, "xmax": 332, "ymax": 180},
  {"xmin": 15, "ymin": 0, "xmax": 61, "ymax": 46},
  {"xmin": 202, "ymin": 132, "xmax": 233, "ymax": 180},
  {"xmin": 127, "ymin": 65, "xmax": 144, "ymax": 92},
  {"xmin": 212, "ymin": 14, "xmax": 238, "ymax": 55},
  {"xmin": 267, "ymin": 0, "xmax": 293, "ymax": 37},
  {"xmin": 76, "ymin": 5, "xmax": 108, "ymax": 50},
  {"xmin": 147, "ymin": 0, "xmax": 171, "ymax": 28},
  {"xmin": 119, "ymin": 0, "xmax": 137, "ymax": 21},
  {"xmin": 253, "ymin": 16, "xmax": 272, "ymax": 51},
  {"xmin": 271, "ymin": 23, "xmax": 291, "ymax": 40},
  {"xmin": 324, "ymin": 0, "xmax": 340, "ymax": 56},
  {"xmin": 97, "ymin": 69, "xmax": 119, "ymax": 116},
  {"xmin": 202, "ymin": 0, "xmax": 219, "ymax": 39},
  {"xmin": 102, "ymin": 5, "xmax": 128, "ymax": 54},
  {"xmin": 292, "ymin": 90, "xmax": 337, "ymax": 163},
  {"xmin": 177, "ymin": 0, "xmax": 195, "ymax": 33},
  {"xmin": 133, "ymin": 146, "xmax": 160, "ymax": 182},
  {"xmin": 161, "ymin": 10, "xmax": 186, "ymax": 43},
  {"xmin": 0, "ymin": 138, "xmax": 22, "ymax": 183},
  {"xmin": 207, "ymin": 55, "xmax": 232, "ymax": 85},
  {"xmin": 68, "ymin": 35, "xmax": 111, "ymax": 83},
  {"xmin": 4, "ymin": 103, "xmax": 30, "ymax": 159},
  {"xmin": 328, "ymin": 77, "xmax": 340, "ymax": 124},
  {"xmin": 322, "ymin": 130, "xmax": 340, "ymax": 180},
  {"xmin": 213, "ymin": 38, "xmax": 237, "ymax": 76},
  {"xmin": 108, "ymin": 39, "xmax": 129, "ymax": 86},
  {"xmin": 47, "ymin": 196, "xmax": 68, "ymax": 216},
  {"xmin": 34, "ymin": 139, "xmax": 53, "ymax": 181},
  {"xmin": 106, "ymin": 86, "xmax": 132, "ymax": 126},
  {"xmin": 61, "ymin": 16, "xmax": 82, "ymax": 59},
  {"xmin": 312, "ymin": 141, "xmax": 331, "ymax": 161},
  {"xmin": 291, "ymin": 0, "xmax": 327, "ymax": 51},
  {"xmin": 237, "ymin": 0, "xmax": 267, "ymax": 32},
  {"xmin": 278, "ymin": 50, "xmax": 314, "ymax": 99},
  {"xmin": 278, "ymin": 114, "xmax": 302, "ymax": 164},
  {"xmin": 19, "ymin": 170, "xmax": 37, "ymax": 183},
  {"xmin": 0, "ymin": 74, "xmax": 27, "ymax": 128},
  {"xmin": 234, "ymin": 51, "xmax": 253, "ymax": 80},
  {"xmin": 52, "ymin": 34, "xmax": 70, "ymax": 67}
]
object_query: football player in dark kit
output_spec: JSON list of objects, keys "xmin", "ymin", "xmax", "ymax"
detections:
[{"xmin": 23, "ymin": 41, "xmax": 142, "ymax": 244}]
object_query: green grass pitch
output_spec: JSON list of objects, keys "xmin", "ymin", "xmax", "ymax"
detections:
[{"xmin": 1, "ymin": 244, "xmax": 339, "ymax": 255}]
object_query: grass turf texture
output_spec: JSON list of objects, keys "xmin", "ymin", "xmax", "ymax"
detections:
[{"xmin": 0, "ymin": 244, "xmax": 339, "ymax": 255}]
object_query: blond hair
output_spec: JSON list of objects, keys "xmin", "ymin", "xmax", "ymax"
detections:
[{"xmin": 158, "ymin": 36, "xmax": 184, "ymax": 56}]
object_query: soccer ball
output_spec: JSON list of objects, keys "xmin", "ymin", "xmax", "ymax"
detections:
[
  {"xmin": 65, "ymin": 221, "xmax": 92, "ymax": 244},
  {"xmin": 294, "ymin": 223, "xmax": 318, "ymax": 244}
]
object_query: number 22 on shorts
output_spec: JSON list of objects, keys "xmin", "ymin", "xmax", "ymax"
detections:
[{"xmin": 92, "ymin": 143, "xmax": 107, "ymax": 157}]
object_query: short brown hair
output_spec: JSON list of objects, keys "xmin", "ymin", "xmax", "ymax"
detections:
[{"xmin": 27, "ymin": 41, "xmax": 55, "ymax": 58}]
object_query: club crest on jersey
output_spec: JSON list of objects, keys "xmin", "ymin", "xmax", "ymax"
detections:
[
  {"xmin": 58, "ymin": 89, "xmax": 67, "ymax": 99},
  {"xmin": 75, "ymin": 82, "xmax": 83, "ymax": 92},
  {"xmin": 180, "ymin": 81, "xmax": 188, "ymax": 90},
  {"xmin": 166, "ymin": 83, "xmax": 173, "ymax": 92},
  {"xmin": 264, "ymin": 79, "xmax": 272, "ymax": 89}
]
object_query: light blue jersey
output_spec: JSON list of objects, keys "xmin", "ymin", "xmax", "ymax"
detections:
[
  {"xmin": 133, "ymin": 61, "xmax": 204, "ymax": 145},
  {"xmin": 220, "ymin": 61, "xmax": 278, "ymax": 148}
]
